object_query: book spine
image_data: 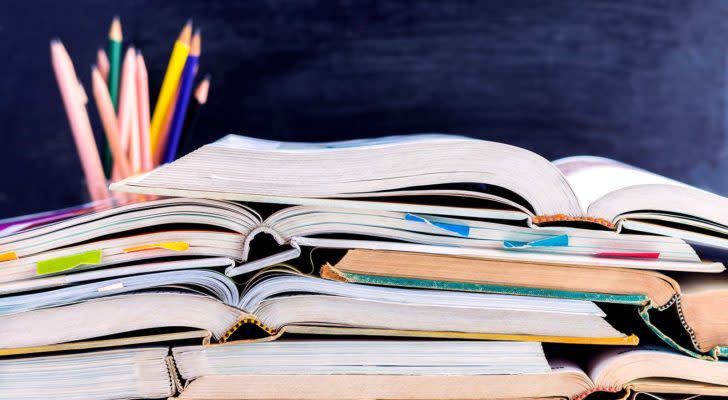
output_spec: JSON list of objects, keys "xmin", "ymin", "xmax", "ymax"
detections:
[
  {"xmin": 638, "ymin": 301, "xmax": 717, "ymax": 361},
  {"xmin": 572, "ymin": 386, "xmax": 622, "ymax": 400},
  {"xmin": 532, "ymin": 214, "xmax": 616, "ymax": 229},
  {"xmin": 221, "ymin": 316, "xmax": 276, "ymax": 343},
  {"xmin": 242, "ymin": 224, "xmax": 287, "ymax": 261}
]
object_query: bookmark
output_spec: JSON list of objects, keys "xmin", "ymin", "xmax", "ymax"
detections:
[
  {"xmin": 122, "ymin": 241, "xmax": 190, "ymax": 253},
  {"xmin": 0, "ymin": 252, "xmax": 18, "ymax": 262},
  {"xmin": 405, "ymin": 214, "xmax": 470, "ymax": 237},
  {"xmin": 595, "ymin": 252, "xmax": 660, "ymax": 259},
  {"xmin": 504, "ymin": 234, "xmax": 569, "ymax": 249},
  {"xmin": 36, "ymin": 249, "xmax": 102, "ymax": 275}
]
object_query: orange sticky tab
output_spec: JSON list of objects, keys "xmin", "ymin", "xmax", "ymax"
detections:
[
  {"xmin": 122, "ymin": 242, "xmax": 190, "ymax": 253},
  {"xmin": 0, "ymin": 252, "xmax": 18, "ymax": 262}
]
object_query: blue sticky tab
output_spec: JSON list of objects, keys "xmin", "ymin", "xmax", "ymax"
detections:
[
  {"xmin": 504, "ymin": 234, "xmax": 569, "ymax": 249},
  {"xmin": 405, "ymin": 213, "xmax": 470, "ymax": 237}
]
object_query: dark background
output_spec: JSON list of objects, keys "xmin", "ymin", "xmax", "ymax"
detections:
[{"xmin": 2, "ymin": 0, "xmax": 727, "ymax": 218}]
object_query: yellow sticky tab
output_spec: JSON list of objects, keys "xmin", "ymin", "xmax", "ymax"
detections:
[
  {"xmin": 36, "ymin": 249, "xmax": 102, "ymax": 275},
  {"xmin": 122, "ymin": 242, "xmax": 190, "ymax": 253},
  {"xmin": 0, "ymin": 252, "xmax": 18, "ymax": 262}
]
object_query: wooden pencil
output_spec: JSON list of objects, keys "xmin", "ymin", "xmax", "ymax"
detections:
[
  {"xmin": 96, "ymin": 48, "xmax": 110, "ymax": 83},
  {"xmin": 135, "ymin": 53, "xmax": 153, "ymax": 172},
  {"xmin": 91, "ymin": 66, "xmax": 132, "ymax": 178},
  {"xmin": 163, "ymin": 29, "xmax": 201, "ymax": 163},
  {"xmin": 149, "ymin": 20, "xmax": 192, "ymax": 154},
  {"xmin": 103, "ymin": 16, "xmax": 123, "ymax": 178},
  {"xmin": 117, "ymin": 47, "xmax": 136, "ymax": 159},
  {"xmin": 154, "ymin": 85, "xmax": 180, "ymax": 165},
  {"xmin": 178, "ymin": 75, "xmax": 209, "ymax": 157},
  {"xmin": 50, "ymin": 40, "xmax": 108, "ymax": 201},
  {"xmin": 107, "ymin": 16, "xmax": 122, "ymax": 109}
]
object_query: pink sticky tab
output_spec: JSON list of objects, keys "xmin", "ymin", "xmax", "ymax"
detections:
[{"xmin": 595, "ymin": 252, "xmax": 660, "ymax": 259}]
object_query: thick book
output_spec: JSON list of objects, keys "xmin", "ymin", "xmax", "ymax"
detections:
[
  {"xmin": 0, "ymin": 346, "xmax": 174, "ymax": 400},
  {"xmin": 0, "ymin": 271, "xmax": 635, "ymax": 353},
  {"xmin": 0, "ymin": 198, "xmax": 721, "ymax": 288},
  {"xmin": 170, "ymin": 340, "xmax": 728, "ymax": 400},
  {"xmin": 111, "ymin": 134, "xmax": 728, "ymax": 251},
  {"xmin": 321, "ymin": 248, "xmax": 728, "ymax": 359}
]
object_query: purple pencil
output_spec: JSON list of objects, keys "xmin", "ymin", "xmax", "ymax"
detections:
[{"xmin": 163, "ymin": 29, "xmax": 201, "ymax": 163}]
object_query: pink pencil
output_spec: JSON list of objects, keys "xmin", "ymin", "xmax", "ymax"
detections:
[
  {"xmin": 97, "ymin": 48, "xmax": 110, "ymax": 83},
  {"xmin": 91, "ymin": 66, "xmax": 131, "ymax": 178},
  {"xmin": 50, "ymin": 40, "xmax": 108, "ymax": 201},
  {"xmin": 135, "ymin": 53, "xmax": 153, "ymax": 171},
  {"xmin": 117, "ymin": 47, "xmax": 136, "ymax": 158}
]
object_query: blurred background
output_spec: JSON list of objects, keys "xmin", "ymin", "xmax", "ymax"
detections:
[{"xmin": 2, "ymin": 0, "xmax": 727, "ymax": 218}]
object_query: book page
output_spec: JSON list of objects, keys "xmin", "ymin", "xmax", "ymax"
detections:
[
  {"xmin": 215, "ymin": 133, "xmax": 470, "ymax": 151},
  {"xmin": 553, "ymin": 156, "xmax": 688, "ymax": 210}
]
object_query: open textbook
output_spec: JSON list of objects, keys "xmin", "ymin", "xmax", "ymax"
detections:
[
  {"xmin": 0, "ymin": 272, "xmax": 634, "ymax": 353},
  {"xmin": 170, "ymin": 341, "xmax": 728, "ymax": 400},
  {"xmin": 322, "ymin": 249, "xmax": 728, "ymax": 359},
  {"xmin": 0, "ymin": 198, "xmax": 721, "ymax": 287},
  {"xmin": 111, "ymin": 134, "xmax": 728, "ymax": 251}
]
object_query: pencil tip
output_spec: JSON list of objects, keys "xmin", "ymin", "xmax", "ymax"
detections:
[
  {"xmin": 190, "ymin": 29, "xmax": 202, "ymax": 55},
  {"xmin": 109, "ymin": 16, "xmax": 123, "ymax": 40},
  {"xmin": 179, "ymin": 19, "xmax": 193, "ymax": 44}
]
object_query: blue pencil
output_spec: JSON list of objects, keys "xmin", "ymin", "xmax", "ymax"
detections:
[{"xmin": 163, "ymin": 29, "xmax": 201, "ymax": 163}]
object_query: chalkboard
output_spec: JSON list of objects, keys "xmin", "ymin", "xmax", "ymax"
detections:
[{"xmin": 2, "ymin": 0, "xmax": 727, "ymax": 217}]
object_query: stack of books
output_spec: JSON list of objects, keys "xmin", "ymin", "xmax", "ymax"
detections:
[{"xmin": 2, "ymin": 134, "xmax": 728, "ymax": 400}]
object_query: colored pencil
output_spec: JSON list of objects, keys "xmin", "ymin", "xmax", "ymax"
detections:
[
  {"xmin": 149, "ymin": 20, "xmax": 192, "ymax": 154},
  {"xmin": 135, "ymin": 53, "xmax": 153, "ymax": 172},
  {"xmin": 178, "ymin": 75, "xmax": 209, "ymax": 157},
  {"xmin": 107, "ymin": 17, "xmax": 122, "ymax": 109},
  {"xmin": 96, "ymin": 48, "xmax": 110, "ymax": 83},
  {"xmin": 50, "ymin": 40, "xmax": 108, "ymax": 202},
  {"xmin": 103, "ymin": 16, "xmax": 122, "ymax": 178},
  {"xmin": 163, "ymin": 29, "xmax": 201, "ymax": 163},
  {"xmin": 154, "ymin": 85, "xmax": 179, "ymax": 164},
  {"xmin": 91, "ymin": 66, "xmax": 131, "ymax": 178},
  {"xmin": 117, "ymin": 47, "xmax": 136, "ymax": 157}
]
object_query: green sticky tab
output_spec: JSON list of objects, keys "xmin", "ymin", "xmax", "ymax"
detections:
[{"xmin": 36, "ymin": 249, "xmax": 102, "ymax": 275}]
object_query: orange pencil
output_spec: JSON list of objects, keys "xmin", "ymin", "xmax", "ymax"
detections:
[
  {"xmin": 96, "ymin": 49, "xmax": 110, "ymax": 83},
  {"xmin": 91, "ymin": 66, "xmax": 131, "ymax": 178},
  {"xmin": 50, "ymin": 40, "xmax": 108, "ymax": 201},
  {"xmin": 136, "ymin": 53, "xmax": 152, "ymax": 172}
]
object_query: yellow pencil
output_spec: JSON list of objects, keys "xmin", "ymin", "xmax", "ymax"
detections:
[{"xmin": 149, "ymin": 20, "xmax": 192, "ymax": 153}]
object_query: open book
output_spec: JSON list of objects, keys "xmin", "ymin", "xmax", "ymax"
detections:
[
  {"xmin": 0, "ymin": 198, "xmax": 720, "ymax": 287},
  {"xmin": 170, "ymin": 340, "xmax": 728, "ymax": 400},
  {"xmin": 0, "ymin": 271, "xmax": 634, "ymax": 353},
  {"xmin": 322, "ymin": 249, "xmax": 728, "ymax": 359},
  {"xmin": 112, "ymin": 134, "xmax": 728, "ymax": 251}
]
